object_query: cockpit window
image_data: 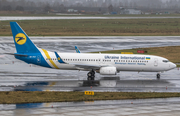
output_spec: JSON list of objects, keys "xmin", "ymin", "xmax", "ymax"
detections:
[{"xmin": 163, "ymin": 60, "xmax": 169, "ymax": 63}]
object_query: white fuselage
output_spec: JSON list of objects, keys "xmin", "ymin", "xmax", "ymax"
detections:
[{"xmin": 42, "ymin": 51, "xmax": 176, "ymax": 73}]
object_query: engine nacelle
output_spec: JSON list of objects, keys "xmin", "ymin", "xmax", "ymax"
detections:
[{"xmin": 99, "ymin": 67, "xmax": 117, "ymax": 75}]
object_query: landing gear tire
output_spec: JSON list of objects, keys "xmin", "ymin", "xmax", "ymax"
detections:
[
  {"xmin": 87, "ymin": 70, "xmax": 95, "ymax": 81},
  {"xmin": 87, "ymin": 75, "xmax": 95, "ymax": 81},
  {"xmin": 157, "ymin": 73, "xmax": 160, "ymax": 79},
  {"xmin": 88, "ymin": 77, "xmax": 92, "ymax": 81},
  {"xmin": 87, "ymin": 72, "xmax": 92, "ymax": 77},
  {"xmin": 91, "ymin": 75, "xmax": 95, "ymax": 80}
]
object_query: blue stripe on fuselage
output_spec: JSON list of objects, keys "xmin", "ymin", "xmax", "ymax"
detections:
[{"xmin": 15, "ymin": 53, "xmax": 51, "ymax": 68}]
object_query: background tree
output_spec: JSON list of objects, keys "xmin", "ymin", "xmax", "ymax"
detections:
[
  {"xmin": 15, "ymin": 6, "xmax": 24, "ymax": 11},
  {"xmin": 108, "ymin": 4, "xmax": 113, "ymax": 13},
  {"xmin": 2, "ymin": 5, "xmax": 12, "ymax": 11},
  {"xmin": 44, "ymin": 3, "xmax": 51, "ymax": 12},
  {"xmin": 59, "ymin": 4, "xmax": 65, "ymax": 12}
]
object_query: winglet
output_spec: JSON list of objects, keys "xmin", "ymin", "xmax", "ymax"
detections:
[
  {"xmin": 75, "ymin": 46, "xmax": 81, "ymax": 53},
  {"xmin": 54, "ymin": 52, "xmax": 66, "ymax": 64}
]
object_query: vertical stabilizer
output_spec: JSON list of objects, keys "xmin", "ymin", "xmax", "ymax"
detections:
[
  {"xmin": 10, "ymin": 22, "xmax": 39, "ymax": 53},
  {"xmin": 75, "ymin": 46, "xmax": 81, "ymax": 53}
]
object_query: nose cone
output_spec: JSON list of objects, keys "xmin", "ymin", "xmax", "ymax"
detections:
[{"xmin": 170, "ymin": 62, "xmax": 177, "ymax": 69}]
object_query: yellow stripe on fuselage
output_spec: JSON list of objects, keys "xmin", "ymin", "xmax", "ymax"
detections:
[{"xmin": 42, "ymin": 49, "xmax": 59, "ymax": 69}]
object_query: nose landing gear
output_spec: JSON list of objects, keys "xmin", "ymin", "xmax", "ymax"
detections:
[
  {"xmin": 87, "ymin": 70, "xmax": 95, "ymax": 80},
  {"xmin": 157, "ymin": 73, "xmax": 160, "ymax": 80}
]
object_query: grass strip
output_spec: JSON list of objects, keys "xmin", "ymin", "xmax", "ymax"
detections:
[
  {"xmin": 0, "ymin": 91, "xmax": 180, "ymax": 104},
  {"xmin": 0, "ymin": 18, "xmax": 180, "ymax": 36},
  {"xmin": 94, "ymin": 46, "xmax": 180, "ymax": 63}
]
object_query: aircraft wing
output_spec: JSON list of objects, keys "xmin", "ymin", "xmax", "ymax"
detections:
[{"xmin": 69, "ymin": 63, "xmax": 107, "ymax": 70}]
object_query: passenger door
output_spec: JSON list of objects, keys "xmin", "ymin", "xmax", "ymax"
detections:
[{"xmin": 154, "ymin": 58, "xmax": 158, "ymax": 66}]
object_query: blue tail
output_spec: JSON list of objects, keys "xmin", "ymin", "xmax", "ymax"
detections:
[
  {"xmin": 10, "ymin": 22, "xmax": 40, "ymax": 54},
  {"xmin": 75, "ymin": 46, "xmax": 81, "ymax": 53}
]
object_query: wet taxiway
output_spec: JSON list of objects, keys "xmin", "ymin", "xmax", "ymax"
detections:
[
  {"xmin": 0, "ymin": 36, "xmax": 180, "ymax": 54},
  {"xmin": 0, "ymin": 36, "xmax": 180, "ymax": 115},
  {"xmin": 1, "ymin": 97, "xmax": 180, "ymax": 115},
  {"xmin": 0, "ymin": 36, "xmax": 180, "ymax": 92},
  {"xmin": 0, "ymin": 63, "xmax": 179, "ymax": 92}
]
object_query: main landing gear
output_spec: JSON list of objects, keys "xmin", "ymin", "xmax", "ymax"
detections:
[
  {"xmin": 157, "ymin": 73, "xmax": 160, "ymax": 80},
  {"xmin": 87, "ymin": 70, "xmax": 95, "ymax": 80}
]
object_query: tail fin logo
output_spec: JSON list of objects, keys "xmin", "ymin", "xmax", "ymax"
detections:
[{"xmin": 15, "ymin": 33, "xmax": 27, "ymax": 45}]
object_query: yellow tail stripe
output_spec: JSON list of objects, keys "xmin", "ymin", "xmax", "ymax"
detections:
[{"xmin": 42, "ymin": 49, "xmax": 59, "ymax": 69}]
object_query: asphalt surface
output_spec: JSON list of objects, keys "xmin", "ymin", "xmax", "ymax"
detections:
[
  {"xmin": 1, "ymin": 98, "xmax": 180, "ymax": 116},
  {"xmin": 0, "ymin": 36, "xmax": 180, "ymax": 115}
]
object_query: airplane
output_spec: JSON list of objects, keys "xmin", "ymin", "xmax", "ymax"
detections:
[{"xmin": 9, "ymin": 22, "xmax": 176, "ymax": 80}]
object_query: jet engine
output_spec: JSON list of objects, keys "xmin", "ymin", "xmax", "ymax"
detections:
[{"xmin": 99, "ymin": 67, "xmax": 117, "ymax": 75}]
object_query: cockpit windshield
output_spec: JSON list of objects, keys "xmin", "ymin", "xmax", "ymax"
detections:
[{"xmin": 163, "ymin": 60, "xmax": 169, "ymax": 63}]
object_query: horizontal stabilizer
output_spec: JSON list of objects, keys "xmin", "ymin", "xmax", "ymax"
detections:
[{"xmin": 5, "ymin": 53, "xmax": 28, "ymax": 57}]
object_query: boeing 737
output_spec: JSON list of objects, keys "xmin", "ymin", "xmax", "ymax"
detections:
[{"xmin": 9, "ymin": 22, "xmax": 176, "ymax": 80}]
